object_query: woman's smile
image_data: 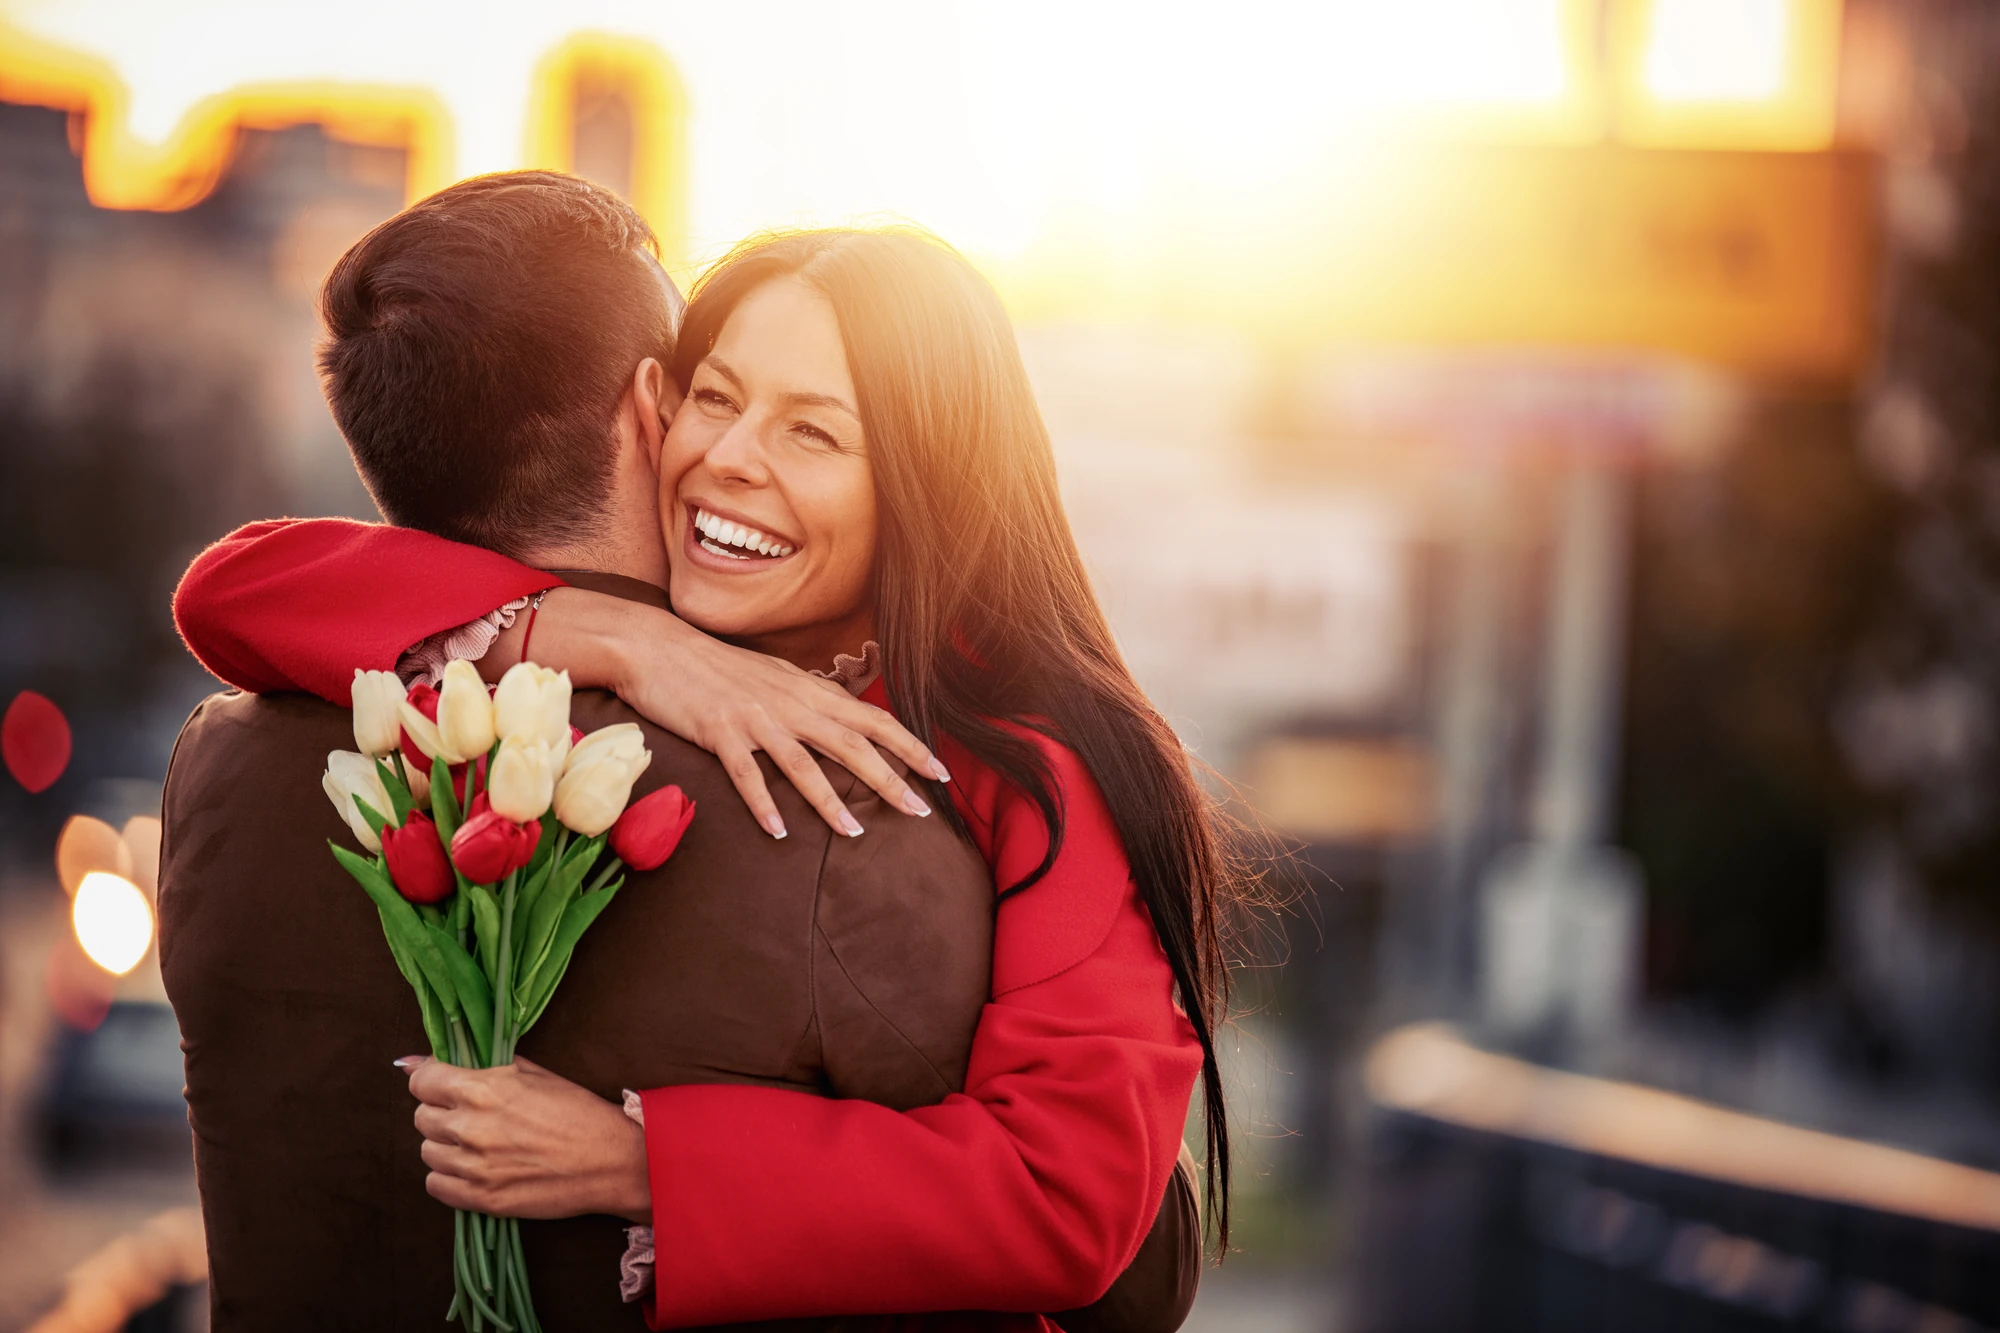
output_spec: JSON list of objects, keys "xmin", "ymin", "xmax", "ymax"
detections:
[{"xmin": 684, "ymin": 502, "xmax": 799, "ymax": 568}]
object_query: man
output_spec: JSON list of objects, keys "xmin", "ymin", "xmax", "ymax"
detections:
[{"xmin": 159, "ymin": 172, "xmax": 1194, "ymax": 1331}]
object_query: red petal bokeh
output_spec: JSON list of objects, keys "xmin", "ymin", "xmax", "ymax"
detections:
[{"xmin": 3, "ymin": 691, "xmax": 71, "ymax": 793}]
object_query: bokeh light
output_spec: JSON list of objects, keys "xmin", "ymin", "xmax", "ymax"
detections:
[
  {"xmin": 72, "ymin": 870, "xmax": 155, "ymax": 976},
  {"xmin": 1643, "ymin": 0, "xmax": 1791, "ymax": 101},
  {"xmin": 3, "ymin": 689, "xmax": 72, "ymax": 792},
  {"xmin": 55, "ymin": 814, "xmax": 134, "ymax": 896}
]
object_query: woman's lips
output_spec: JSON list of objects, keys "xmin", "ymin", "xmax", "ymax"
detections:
[{"xmin": 683, "ymin": 504, "xmax": 798, "ymax": 570}]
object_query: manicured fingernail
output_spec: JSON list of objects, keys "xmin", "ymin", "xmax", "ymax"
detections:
[
  {"xmin": 902, "ymin": 792, "xmax": 932, "ymax": 817},
  {"xmin": 764, "ymin": 814, "xmax": 788, "ymax": 840},
  {"xmin": 393, "ymin": 1056, "xmax": 426, "ymax": 1070},
  {"xmin": 928, "ymin": 760, "xmax": 952, "ymax": 783},
  {"xmin": 839, "ymin": 811, "xmax": 864, "ymax": 837}
]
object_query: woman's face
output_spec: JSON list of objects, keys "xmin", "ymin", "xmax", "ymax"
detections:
[{"xmin": 660, "ymin": 276, "xmax": 878, "ymax": 666}]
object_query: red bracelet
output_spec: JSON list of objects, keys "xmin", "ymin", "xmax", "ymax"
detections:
[{"xmin": 520, "ymin": 592, "xmax": 546, "ymax": 665}]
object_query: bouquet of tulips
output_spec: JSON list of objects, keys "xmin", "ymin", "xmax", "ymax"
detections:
[{"xmin": 323, "ymin": 658, "xmax": 694, "ymax": 1333}]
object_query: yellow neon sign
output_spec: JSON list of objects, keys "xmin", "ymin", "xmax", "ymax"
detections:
[
  {"xmin": 0, "ymin": 17, "xmax": 453, "ymax": 211},
  {"xmin": 522, "ymin": 33, "xmax": 687, "ymax": 273},
  {"xmin": 0, "ymin": 17, "xmax": 683, "ymax": 258}
]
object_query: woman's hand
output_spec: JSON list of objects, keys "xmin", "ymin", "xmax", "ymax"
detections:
[
  {"xmin": 617, "ymin": 621, "xmax": 948, "ymax": 841},
  {"xmin": 491, "ymin": 588, "xmax": 950, "ymax": 840},
  {"xmin": 400, "ymin": 1056, "xmax": 652, "ymax": 1224}
]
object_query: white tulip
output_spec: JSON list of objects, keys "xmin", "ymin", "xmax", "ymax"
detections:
[
  {"xmin": 435, "ymin": 659, "xmax": 497, "ymax": 764},
  {"xmin": 563, "ymin": 722, "xmax": 646, "ymax": 775},
  {"xmin": 398, "ymin": 699, "xmax": 446, "ymax": 762},
  {"xmin": 553, "ymin": 725, "xmax": 652, "ymax": 836},
  {"xmin": 351, "ymin": 669, "xmax": 406, "ymax": 758},
  {"xmin": 487, "ymin": 737, "xmax": 559, "ymax": 823},
  {"xmin": 493, "ymin": 662, "xmax": 572, "ymax": 748},
  {"xmin": 403, "ymin": 757, "xmax": 431, "ymax": 806},
  {"xmin": 322, "ymin": 750, "xmax": 397, "ymax": 853}
]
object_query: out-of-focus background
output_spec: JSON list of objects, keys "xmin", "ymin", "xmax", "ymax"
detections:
[{"xmin": 2, "ymin": 0, "xmax": 1997, "ymax": 1329}]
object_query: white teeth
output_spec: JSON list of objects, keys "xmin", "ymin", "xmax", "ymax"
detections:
[{"xmin": 694, "ymin": 508, "xmax": 793, "ymax": 559}]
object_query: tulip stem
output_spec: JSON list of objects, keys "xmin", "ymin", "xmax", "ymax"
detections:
[
  {"xmin": 505, "ymin": 1220, "xmax": 539, "ymax": 1333},
  {"xmin": 492, "ymin": 870, "xmax": 518, "ymax": 1065},
  {"xmin": 584, "ymin": 855, "xmax": 624, "ymax": 897}
]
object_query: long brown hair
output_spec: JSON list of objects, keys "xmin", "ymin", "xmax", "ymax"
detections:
[{"xmin": 671, "ymin": 227, "xmax": 1251, "ymax": 1246}]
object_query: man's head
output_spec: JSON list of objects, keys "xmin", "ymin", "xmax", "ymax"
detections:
[{"xmin": 319, "ymin": 171, "xmax": 685, "ymax": 566}]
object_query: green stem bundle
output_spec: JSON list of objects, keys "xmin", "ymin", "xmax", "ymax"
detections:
[{"xmin": 336, "ymin": 727, "xmax": 632, "ymax": 1333}]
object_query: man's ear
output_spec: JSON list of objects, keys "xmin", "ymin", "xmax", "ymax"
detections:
[
  {"xmin": 629, "ymin": 358, "xmax": 680, "ymax": 476},
  {"xmin": 654, "ymin": 364, "xmax": 685, "ymax": 431}
]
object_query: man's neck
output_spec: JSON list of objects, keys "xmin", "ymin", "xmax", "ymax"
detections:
[{"xmin": 517, "ymin": 538, "xmax": 668, "ymax": 590}]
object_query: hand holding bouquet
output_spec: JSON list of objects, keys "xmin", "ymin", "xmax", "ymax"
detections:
[{"xmin": 324, "ymin": 660, "xmax": 694, "ymax": 1332}]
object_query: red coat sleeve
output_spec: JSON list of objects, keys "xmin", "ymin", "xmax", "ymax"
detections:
[
  {"xmin": 172, "ymin": 519, "xmax": 562, "ymax": 704},
  {"xmin": 637, "ymin": 733, "xmax": 1203, "ymax": 1328}
]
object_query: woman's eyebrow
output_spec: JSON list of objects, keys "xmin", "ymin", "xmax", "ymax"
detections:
[
  {"xmin": 704, "ymin": 356, "xmax": 857, "ymax": 419},
  {"xmin": 780, "ymin": 390, "xmax": 859, "ymax": 419},
  {"xmin": 704, "ymin": 356, "xmax": 747, "ymax": 391}
]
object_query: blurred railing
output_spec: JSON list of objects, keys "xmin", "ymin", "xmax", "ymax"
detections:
[{"xmin": 1351, "ymin": 1026, "xmax": 2000, "ymax": 1332}]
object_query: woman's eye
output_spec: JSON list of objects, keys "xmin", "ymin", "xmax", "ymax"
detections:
[
  {"xmin": 693, "ymin": 388, "xmax": 736, "ymax": 412},
  {"xmin": 793, "ymin": 422, "xmax": 838, "ymax": 448}
]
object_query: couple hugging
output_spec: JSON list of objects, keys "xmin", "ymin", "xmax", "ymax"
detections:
[{"xmin": 159, "ymin": 169, "xmax": 1248, "ymax": 1331}]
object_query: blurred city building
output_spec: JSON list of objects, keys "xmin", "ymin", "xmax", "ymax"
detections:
[{"xmin": 0, "ymin": 1, "xmax": 1997, "ymax": 1330}]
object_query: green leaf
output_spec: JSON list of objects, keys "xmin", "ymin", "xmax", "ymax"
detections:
[
  {"xmin": 465, "ymin": 884, "xmax": 502, "ymax": 982},
  {"xmin": 517, "ymin": 949, "xmax": 573, "ymax": 1037},
  {"xmin": 377, "ymin": 902, "xmax": 424, "ymax": 991},
  {"xmin": 352, "ymin": 795, "xmax": 391, "ymax": 844},
  {"xmin": 412, "ymin": 962, "xmax": 451, "ymax": 1060},
  {"xmin": 424, "ymin": 922, "xmax": 494, "ymax": 1065},
  {"xmin": 429, "ymin": 753, "xmax": 478, "ymax": 884},
  {"xmin": 430, "ymin": 753, "xmax": 461, "ymax": 839},
  {"xmin": 334, "ymin": 843, "xmax": 465, "ymax": 1024},
  {"xmin": 512, "ymin": 837, "xmax": 602, "ymax": 1003},
  {"xmin": 372, "ymin": 902, "xmax": 450, "ymax": 1060},
  {"xmin": 334, "ymin": 842, "xmax": 461, "ymax": 1063},
  {"xmin": 507, "ymin": 855, "xmax": 556, "ymax": 949},
  {"xmin": 515, "ymin": 882, "xmax": 621, "ymax": 1037},
  {"xmin": 332, "ymin": 841, "xmax": 400, "ymax": 918},
  {"xmin": 374, "ymin": 757, "xmax": 415, "ymax": 826}
]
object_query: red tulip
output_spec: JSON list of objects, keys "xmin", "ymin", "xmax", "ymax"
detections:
[
  {"xmin": 450, "ymin": 809, "xmax": 540, "ymax": 884},
  {"xmin": 382, "ymin": 812, "xmax": 456, "ymax": 904},
  {"xmin": 400, "ymin": 681, "xmax": 441, "ymax": 773},
  {"xmin": 609, "ymin": 785, "xmax": 695, "ymax": 871}
]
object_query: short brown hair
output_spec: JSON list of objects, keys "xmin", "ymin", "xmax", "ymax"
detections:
[{"xmin": 318, "ymin": 170, "xmax": 682, "ymax": 557}]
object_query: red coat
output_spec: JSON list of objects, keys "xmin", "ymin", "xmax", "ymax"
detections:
[{"xmin": 174, "ymin": 519, "xmax": 1203, "ymax": 1330}]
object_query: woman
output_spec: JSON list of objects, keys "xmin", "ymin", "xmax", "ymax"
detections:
[{"xmin": 174, "ymin": 227, "xmax": 1248, "ymax": 1327}]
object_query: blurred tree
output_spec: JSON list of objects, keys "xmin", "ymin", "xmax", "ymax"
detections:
[
  {"xmin": 1621, "ymin": 398, "xmax": 1892, "ymax": 1016},
  {"xmin": 1840, "ymin": 1, "xmax": 2000, "ymax": 924}
]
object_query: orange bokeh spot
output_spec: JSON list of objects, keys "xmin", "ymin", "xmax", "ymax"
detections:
[{"xmin": 3, "ymin": 690, "xmax": 72, "ymax": 793}]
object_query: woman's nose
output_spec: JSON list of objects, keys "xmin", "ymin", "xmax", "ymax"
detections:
[{"xmin": 701, "ymin": 417, "xmax": 771, "ymax": 486}]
